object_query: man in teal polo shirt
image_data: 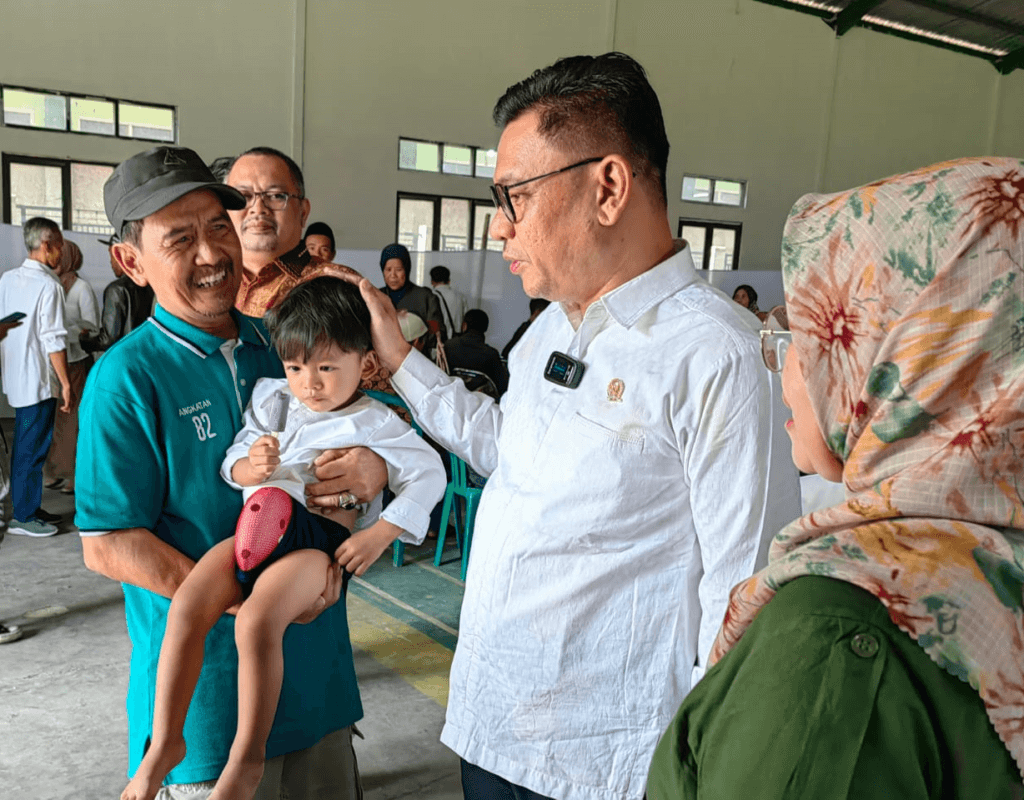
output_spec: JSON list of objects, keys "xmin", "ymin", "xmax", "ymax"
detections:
[{"xmin": 76, "ymin": 146, "xmax": 385, "ymax": 800}]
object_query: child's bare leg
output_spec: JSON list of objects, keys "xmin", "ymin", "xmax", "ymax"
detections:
[
  {"xmin": 121, "ymin": 538, "xmax": 242, "ymax": 800},
  {"xmin": 210, "ymin": 549, "xmax": 331, "ymax": 800}
]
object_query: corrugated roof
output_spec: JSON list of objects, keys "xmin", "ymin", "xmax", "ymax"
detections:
[{"xmin": 756, "ymin": 0, "xmax": 1024, "ymax": 72}]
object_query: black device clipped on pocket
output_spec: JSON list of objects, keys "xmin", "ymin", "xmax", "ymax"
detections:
[{"xmin": 544, "ymin": 351, "xmax": 585, "ymax": 389}]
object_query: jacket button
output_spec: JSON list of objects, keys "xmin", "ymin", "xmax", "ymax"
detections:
[{"xmin": 851, "ymin": 633, "xmax": 879, "ymax": 658}]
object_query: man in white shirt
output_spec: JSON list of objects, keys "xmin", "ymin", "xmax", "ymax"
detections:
[
  {"xmin": 430, "ymin": 265, "xmax": 467, "ymax": 340},
  {"xmin": 347, "ymin": 53, "xmax": 801, "ymax": 800},
  {"xmin": 0, "ymin": 217, "xmax": 72, "ymax": 537}
]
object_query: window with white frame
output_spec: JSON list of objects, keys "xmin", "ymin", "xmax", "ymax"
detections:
[
  {"xmin": 2, "ymin": 85, "xmax": 176, "ymax": 142},
  {"xmin": 396, "ymin": 192, "xmax": 502, "ymax": 253},
  {"xmin": 681, "ymin": 174, "xmax": 746, "ymax": 208},
  {"xmin": 678, "ymin": 219, "xmax": 742, "ymax": 271},
  {"xmin": 3, "ymin": 154, "xmax": 116, "ymax": 235},
  {"xmin": 398, "ymin": 137, "xmax": 498, "ymax": 180}
]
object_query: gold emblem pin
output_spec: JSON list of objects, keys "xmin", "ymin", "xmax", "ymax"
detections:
[{"xmin": 607, "ymin": 378, "xmax": 625, "ymax": 402}]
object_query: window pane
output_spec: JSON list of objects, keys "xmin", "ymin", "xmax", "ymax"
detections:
[
  {"xmin": 709, "ymin": 227, "xmax": 737, "ymax": 270},
  {"xmin": 9, "ymin": 163, "xmax": 63, "ymax": 227},
  {"xmin": 681, "ymin": 225, "xmax": 706, "ymax": 270},
  {"xmin": 442, "ymin": 145, "xmax": 473, "ymax": 176},
  {"xmin": 440, "ymin": 198, "xmax": 470, "ymax": 251},
  {"xmin": 118, "ymin": 102, "xmax": 174, "ymax": 141},
  {"xmin": 3, "ymin": 88, "xmax": 66, "ymax": 130},
  {"xmin": 71, "ymin": 97, "xmax": 115, "ymax": 136},
  {"xmin": 475, "ymin": 149, "xmax": 497, "ymax": 179},
  {"xmin": 714, "ymin": 180, "xmax": 744, "ymax": 207},
  {"xmin": 71, "ymin": 163, "xmax": 115, "ymax": 234},
  {"xmin": 472, "ymin": 205, "xmax": 502, "ymax": 251},
  {"xmin": 398, "ymin": 139, "xmax": 439, "ymax": 172},
  {"xmin": 397, "ymin": 197, "xmax": 434, "ymax": 251},
  {"xmin": 681, "ymin": 176, "xmax": 711, "ymax": 203}
]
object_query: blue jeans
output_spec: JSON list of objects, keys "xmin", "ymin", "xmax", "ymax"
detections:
[
  {"xmin": 11, "ymin": 399, "xmax": 56, "ymax": 521},
  {"xmin": 460, "ymin": 760, "xmax": 554, "ymax": 800}
]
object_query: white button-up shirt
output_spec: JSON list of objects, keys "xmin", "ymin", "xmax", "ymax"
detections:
[
  {"xmin": 221, "ymin": 377, "xmax": 446, "ymax": 542},
  {"xmin": 63, "ymin": 277, "xmax": 100, "ymax": 364},
  {"xmin": 0, "ymin": 258, "xmax": 67, "ymax": 408},
  {"xmin": 392, "ymin": 247, "xmax": 801, "ymax": 800}
]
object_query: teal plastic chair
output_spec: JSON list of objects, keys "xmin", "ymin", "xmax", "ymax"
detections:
[
  {"xmin": 364, "ymin": 390, "xmax": 421, "ymax": 567},
  {"xmin": 434, "ymin": 452, "xmax": 483, "ymax": 580}
]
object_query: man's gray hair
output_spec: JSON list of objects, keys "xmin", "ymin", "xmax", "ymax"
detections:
[{"xmin": 23, "ymin": 217, "xmax": 61, "ymax": 252}]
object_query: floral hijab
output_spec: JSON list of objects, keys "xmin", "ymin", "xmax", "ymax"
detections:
[{"xmin": 711, "ymin": 157, "xmax": 1024, "ymax": 776}]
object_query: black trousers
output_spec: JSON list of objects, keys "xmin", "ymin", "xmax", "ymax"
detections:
[{"xmin": 460, "ymin": 760, "xmax": 554, "ymax": 800}]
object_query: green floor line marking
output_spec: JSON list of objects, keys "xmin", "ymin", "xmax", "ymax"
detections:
[{"xmin": 351, "ymin": 576, "xmax": 459, "ymax": 637}]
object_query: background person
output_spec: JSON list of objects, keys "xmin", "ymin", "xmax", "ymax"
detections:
[
  {"xmin": 430, "ymin": 265, "xmax": 467, "ymax": 340},
  {"xmin": 303, "ymin": 221, "xmax": 336, "ymax": 263},
  {"xmin": 225, "ymin": 147, "xmax": 357, "ymax": 317},
  {"xmin": 500, "ymin": 298, "xmax": 549, "ymax": 359},
  {"xmin": 346, "ymin": 52, "xmax": 800, "ymax": 800},
  {"xmin": 81, "ymin": 235, "xmax": 155, "ymax": 353},
  {"xmin": 0, "ymin": 311, "xmax": 24, "ymax": 642},
  {"xmin": 648, "ymin": 157, "xmax": 1024, "ymax": 798},
  {"xmin": 379, "ymin": 243, "xmax": 445, "ymax": 339},
  {"xmin": 0, "ymin": 217, "xmax": 71, "ymax": 538},
  {"xmin": 207, "ymin": 156, "xmax": 235, "ymax": 182},
  {"xmin": 43, "ymin": 239, "xmax": 98, "ymax": 495},
  {"xmin": 444, "ymin": 309, "xmax": 508, "ymax": 398},
  {"xmin": 731, "ymin": 283, "xmax": 766, "ymax": 321}
]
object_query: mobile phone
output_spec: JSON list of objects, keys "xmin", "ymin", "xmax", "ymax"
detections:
[{"xmin": 0, "ymin": 312, "xmax": 26, "ymax": 324}]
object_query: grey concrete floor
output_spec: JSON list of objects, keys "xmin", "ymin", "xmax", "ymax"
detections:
[{"xmin": 0, "ymin": 486, "xmax": 462, "ymax": 800}]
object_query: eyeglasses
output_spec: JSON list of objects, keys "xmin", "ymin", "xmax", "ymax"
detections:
[
  {"xmin": 490, "ymin": 157, "xmax": 605, "ymax": 223},
  {"xmin": 238, "ymin": 190, "xmax": 303, "ymax": 211},
  {"xmin": 759, "ymin": 306, "xmax": 791, "ymax": 373}
]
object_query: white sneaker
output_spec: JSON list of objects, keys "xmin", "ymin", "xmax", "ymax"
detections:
[
  {"xmin": 0, "ymin": 623, "xmax": 22, "ymax": 644},
  {"xmin": 8, "ymin": 518, "xmax": 58, "ymax": 537}
]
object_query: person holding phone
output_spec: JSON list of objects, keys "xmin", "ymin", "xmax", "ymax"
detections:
[
  {"xmin": 0, "ymin": 309, "xmax": 24, "ymax": 642},
  {"xmin": 0, "ymin": 217, "xmax": 72, "ymax": 539}
]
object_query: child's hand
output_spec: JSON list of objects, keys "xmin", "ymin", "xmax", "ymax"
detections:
[
  {"xmin": 335, "ymin": 521, "xmax": 401, "ymax": 577},
  {"xmin": 247, "ymin": 435, "xmax": 281, "ymax": 481}
]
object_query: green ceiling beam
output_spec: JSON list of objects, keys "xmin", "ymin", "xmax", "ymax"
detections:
[
  {"xmin": 750, "ymin": 0, "xmax": 1024, "ymax": 74},
  {"xmin": 831, "ymin": 0, "xmax": 888, "ymax": 36},
  {"xmin": 995, "ymin": 45, "xmax": 1024, "ymax": 75},
  {"xmin": 902, "ymin": 0, "xmax": 1024, "ymax": 39}
]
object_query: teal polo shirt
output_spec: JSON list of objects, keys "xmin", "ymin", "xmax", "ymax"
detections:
[{"xmin": 76, "ymin": 305, "xmax": 363, "ymax": 785}]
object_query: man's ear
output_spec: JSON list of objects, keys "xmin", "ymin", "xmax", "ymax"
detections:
[
  {"xmin": 360, "ymin": 349, "xmax": 380, "ymax": 379},
  {"xmin": 299, "ymin": 197, "xmax": 311, "ymax": 230},
  {"xmin": 112, "ymin": 242, "xmax": 149, "ymax": 287},
  {"xmin": 594, "ymin": 154, "xmax": 632, "ymax": 228}
]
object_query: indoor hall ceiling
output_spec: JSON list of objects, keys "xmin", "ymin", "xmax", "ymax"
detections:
[{"xmin": 755, "ymin": 0, "xmax": 1024, "ymax": 73}]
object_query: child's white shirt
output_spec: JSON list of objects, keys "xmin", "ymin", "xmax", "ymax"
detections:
[{"xmin": 220, "ymin": 377, "xmax": 446, "ymax": 543}]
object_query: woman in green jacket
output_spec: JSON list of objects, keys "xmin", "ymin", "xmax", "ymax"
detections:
[{"xmin": 649, "ymin": 157, "xmax": 1024, "ymax": 799}]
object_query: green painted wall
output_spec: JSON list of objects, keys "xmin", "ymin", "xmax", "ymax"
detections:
[{"xmin": 1, "ymin": 0, "xmax": 1021, "ymax": 268}]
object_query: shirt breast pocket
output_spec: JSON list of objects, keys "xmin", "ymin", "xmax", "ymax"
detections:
[{"xmin": 570, "ymin": 412, "xmax": 646, "ymax": 454}]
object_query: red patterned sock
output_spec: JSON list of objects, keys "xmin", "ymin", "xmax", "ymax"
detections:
[{"xmin": 234, "ymin": 487, "xmax": 293, "ymax": 572}]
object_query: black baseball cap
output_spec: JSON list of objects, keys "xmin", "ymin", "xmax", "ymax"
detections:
[{"xmin": 104, "ymin": 146, "xmax": 245, "ymax": 234}]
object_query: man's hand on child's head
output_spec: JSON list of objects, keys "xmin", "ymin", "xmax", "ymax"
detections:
[
  {"xmin": 248, "ymin": 435, "xmax": 281, "ymax": 481},
  {"xmin": 334, "ymin": 521, "xmax": 401, "ymax": 577},
  {"xmin": 332, "ymin": 272, "xmax": 412, "ymax": 372}
]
